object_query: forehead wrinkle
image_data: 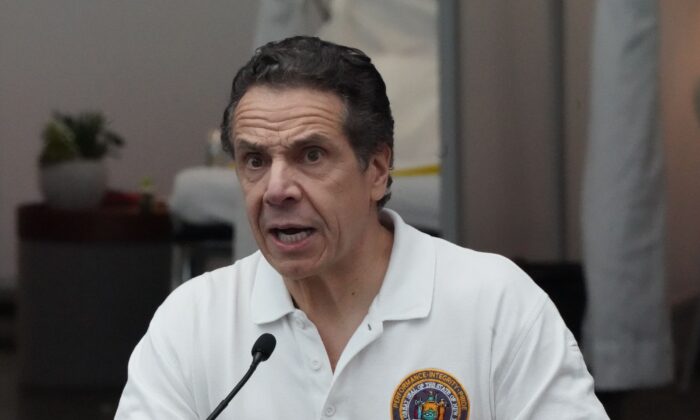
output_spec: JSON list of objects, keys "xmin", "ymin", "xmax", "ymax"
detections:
[
  {"xmin": 235, "ymin": 115, "xmax": 339, "ymax": 135},
  {"xmin": 234, "ymin": 112, "xmax": 344, "ymax": 148},
  {"xmin": 233, "ymin": 119, "xmax": 336, "ymax": 148},
  {"xmin": 234, "ymin": 89, "xmax": 344, "ymax": 127},
  {"xmin": 234, "ymin": 103, "xmax": 343, "ymax": 131},
  {"xmin": 232, "ymin": 87, "xmax": 350, "ymax": 151}
]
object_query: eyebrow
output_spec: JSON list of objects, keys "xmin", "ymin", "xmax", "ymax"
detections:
[
  {"xmin": 234, "ymin": 133, "xmax": 332, "ymax": 154},
  {"xmin": 290, "ymin": 133, "xmax": 332, "ymax": 149},
  {"xmin": 234, "ymin": 139, "xmax": 264, "ymax": 154}
]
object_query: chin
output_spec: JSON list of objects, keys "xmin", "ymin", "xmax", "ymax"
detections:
[{"xmin": 267, "ymin": 258, "xmax": 318, "ymax": 281}]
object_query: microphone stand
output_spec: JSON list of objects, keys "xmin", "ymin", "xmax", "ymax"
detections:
[{"xmin": 206, "ymin": 352, "xmax": 267, "ymax": 420}]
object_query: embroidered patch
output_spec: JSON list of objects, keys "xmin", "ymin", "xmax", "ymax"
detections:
[{"xmin": 391, "ymin": 369, "xmax": 470, "ymax": 420}]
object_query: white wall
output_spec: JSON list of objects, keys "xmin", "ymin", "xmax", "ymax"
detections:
[{"xmin": 0, "ymin": 0, "xmax": 258, "ymax": 287}]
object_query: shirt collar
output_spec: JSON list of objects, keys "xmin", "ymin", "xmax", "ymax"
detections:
[
  {"xmin": 250, "ymin": 255, "xmax": 296, "ymax": 324},
  {"xmin": 368, "ymin": 209, "xmax": 435, "ymax": 322},
  {"xmin": 250, "ymin": 209, "xmax": 436, "ymax": 325}
]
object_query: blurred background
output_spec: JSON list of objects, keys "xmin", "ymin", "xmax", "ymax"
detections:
[{"xmin": 1, "ymin": 0, "xmax": 699, "ymax": 418}]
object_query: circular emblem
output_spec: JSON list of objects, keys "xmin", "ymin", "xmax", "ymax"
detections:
[{"xmin": 391, "ymin": 369, "xmax": 470, "ymax": 420}]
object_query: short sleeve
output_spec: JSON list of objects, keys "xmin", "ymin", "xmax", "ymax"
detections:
[
  {"xmin": 493, "ymin": 298, "xmax": 609, "ymax": 419},
  {"xmin": 115, "ymin": 294, "xmax": 198, "ymax": 419}
]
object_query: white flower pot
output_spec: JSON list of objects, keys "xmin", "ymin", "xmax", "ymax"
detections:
[{"xmin": 40, "ymin": 160, "xmax": 108, "ymax": 210}]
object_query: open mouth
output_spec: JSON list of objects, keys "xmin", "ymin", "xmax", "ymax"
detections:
[{"xmin": 271, "ymin": 227, "xmax": 315, "ymax": 244}]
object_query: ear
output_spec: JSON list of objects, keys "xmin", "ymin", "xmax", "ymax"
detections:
[{"xmin": 368, "ymin": 144, "xmax": 392, "ymax": 202}]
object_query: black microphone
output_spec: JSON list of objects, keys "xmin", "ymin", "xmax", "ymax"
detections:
[{"xmin": 206, "ymin": 333, "xmax": 276, "ymax": 420}]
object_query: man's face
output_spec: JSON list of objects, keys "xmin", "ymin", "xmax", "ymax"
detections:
[{"xmin": 232, "ymin": 86, "xmax": 390, "ymax": 280}]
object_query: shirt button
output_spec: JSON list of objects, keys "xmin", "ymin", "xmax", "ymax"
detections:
[
  {"xmin": 324, "ymin": 404, "xmax": 336, "ymax": 416},
  {"xmin": 310, "ymin": 359, "xmax": 321, "ymax": 370}
]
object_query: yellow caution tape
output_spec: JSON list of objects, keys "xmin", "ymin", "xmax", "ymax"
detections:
[{"xmin": 391, "ymin": 164, "xmax": 440, "ymax": 177}]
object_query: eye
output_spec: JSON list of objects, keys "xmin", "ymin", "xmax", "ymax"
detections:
[
  {"xmin": 244, "ymin": 153, "xmax": 264, "ymax": 169},
  {"xmin": 304, "ymin": 147, "xmax": 324, "ymax": 163}
]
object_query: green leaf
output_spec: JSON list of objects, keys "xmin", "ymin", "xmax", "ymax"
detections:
[
  {"xmin": 40, "ymin": 110, "xmax": 125, "ymax": 163},
  {"xmin": 39, "ymin": 119, "xmax": 79, "ymax": 166}
]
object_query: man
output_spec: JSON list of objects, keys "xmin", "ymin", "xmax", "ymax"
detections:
[{"xmin": 116, "ymin": 36, "xmax": 608, "ymax": 419}]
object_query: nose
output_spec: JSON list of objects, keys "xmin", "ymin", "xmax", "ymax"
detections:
[{"xmin": 263, "ymin": 159, "xmax": 301, "ymax": 206}]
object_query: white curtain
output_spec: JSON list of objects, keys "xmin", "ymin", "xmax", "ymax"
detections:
[
  {"xmin": 582, "ymin": 0, "xmax": 673, "ymax": 390},
  {"xmin": 315, "ymin": 0, "xmax": 439, "ymax": 169},
  {"xmin": 253, "ymin": 0, "xmax": 328, "ymax": 48}
]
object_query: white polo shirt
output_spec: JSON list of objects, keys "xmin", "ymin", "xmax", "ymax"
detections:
[{"xmin": 116, "ymin": 210, "xmax": 607, "ymax": 419}]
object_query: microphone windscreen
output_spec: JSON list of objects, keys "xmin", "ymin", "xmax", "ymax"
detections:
[{"xmin": 251, "ymin": 333, "xmax": 276, "ymax": 361}]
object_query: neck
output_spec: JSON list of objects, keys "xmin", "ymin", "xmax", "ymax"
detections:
[{"xmin": 284, "ymin": 213, "xmax": 394, "ymax": 369}]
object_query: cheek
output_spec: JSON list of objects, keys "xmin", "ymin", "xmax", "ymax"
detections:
[
  {"xmin": 244, "ymin": 195, "xmax": 259, "ymax": 219},
  {"xmin": 239, "ymin": 181, "xmax": 264, "ymax": 221}
]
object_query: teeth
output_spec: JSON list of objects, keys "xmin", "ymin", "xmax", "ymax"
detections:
[{"xmin": 276, "ymin": 229, "xmax": 312, "ymax": 244}]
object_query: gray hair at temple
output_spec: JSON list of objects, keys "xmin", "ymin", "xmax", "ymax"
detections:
[{"xmin": 220, "ymin": 36, "xmax": 394, "ymax": 207}]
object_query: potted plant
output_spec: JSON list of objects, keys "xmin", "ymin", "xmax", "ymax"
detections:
[{"xmin": 39, "ymin": 111, "xmax": 125, "ymax": 210}]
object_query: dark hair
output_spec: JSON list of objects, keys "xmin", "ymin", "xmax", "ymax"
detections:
[{"xmin": 221, "ymin": 36, "xmax": 394, "ymax": 207}]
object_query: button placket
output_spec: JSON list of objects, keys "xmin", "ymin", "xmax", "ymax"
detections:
[
  {"xmin": 332, "ymin": 318, "xmax": 383, "ymax": 379},
  {"xmin": 288, "ymin": 309, "xmax": 333, "ymax": 417}
]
